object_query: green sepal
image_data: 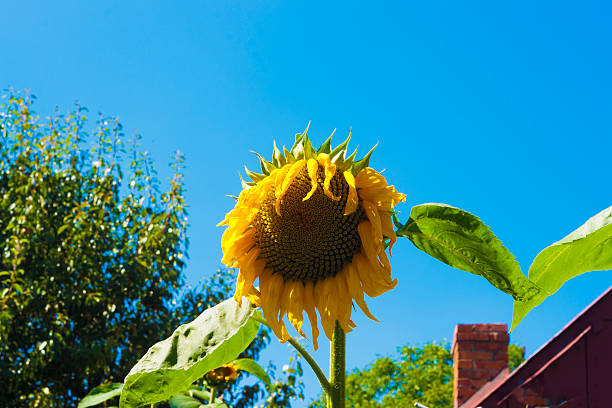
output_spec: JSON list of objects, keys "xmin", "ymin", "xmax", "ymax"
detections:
[
  {"xmin": 303, "ymin": 137, "xmax": 316, "ymax": 160},
  {"xmin": 338, "ymin": 146, "xmax": 358, "ymax": 169},
  {"xmin": 351, "ymin": 143, "xmax": 377, "ymax": 176},
  {"xmin": 239, "ymin": 174, "xmax": 255, "ymax": 189},
  {"xmin": 272, "ymin": 140, "xmax": 286, "ymax": 168},
  {"xmin": 283, "ymin": 146, "xmax": 296, "ymax": 163},
  {"xmin": 251, "ymin": 151, "xmax": 274, "ymax": 175},
  {"xmin": 329, "ymin": 131, "xmax": 352, "ymax": 165},
  {"xmin": 291, "ymin": 135, "xmax": 305, "ymax": 160},
  {"xmin": 317, "ymin": 129, "xmax": 335, "ymax": 154},
  {"xmin": 244, "ymin": 166, "xmax": 266, "ymax": 183},
  {"xmin": 226, "ymin": 195, "xmax": 239, "ymax": 202}
]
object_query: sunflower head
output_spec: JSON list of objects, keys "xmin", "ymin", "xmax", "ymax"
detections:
[
  {"xmin": 205, "ymin": 362, "xmax": 240, "ymax": 385},
  {"xmin": 219, "ymin": 125, "xmax": 405, "ymax": 349}
]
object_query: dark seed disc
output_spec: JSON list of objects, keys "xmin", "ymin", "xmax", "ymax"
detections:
[{"xmin": 253, "ymin": 166, "xmax": 364, "ymax": 283}]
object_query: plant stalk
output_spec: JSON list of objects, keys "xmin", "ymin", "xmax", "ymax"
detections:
[
  {"xmin": 209, "ymin": 387, "xmax": 216, "ymax": 404},
  {"xmin": 327, "ymin": 321, "xmax": 345, "ymax": 408}
]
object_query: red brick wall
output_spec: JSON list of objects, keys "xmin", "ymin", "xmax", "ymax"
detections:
[{"xmin": 452, "ymin": 324, "xmax": 509, "ymax": 407}]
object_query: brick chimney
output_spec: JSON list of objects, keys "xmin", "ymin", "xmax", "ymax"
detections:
[{"xmin": 452, "ymin": 324, "xmax": 509, "ymax": 407}]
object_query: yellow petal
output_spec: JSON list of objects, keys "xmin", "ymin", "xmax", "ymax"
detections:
[
  {"xmin": 260, "ymin": 271, "xmax": 289, "ymax": 341},
  {"xmin": 286, "ymin": 282, "xmax": 307, "ymax": 338},
  {"xmin": 234, "ymin": 249, "xmax": 263, "ymax": 304},
  {"xmin": 362, "ymin": 201, "xmax": 383, "ymax": 244},
  {"xmin": 355, "ymin": 168, "xmax": 406, "ymax": 211},
  {"xmin": 343, "ymin": 171, "xmax": 358, "ymax": 215},
  {"xmin": 314, "ymin": 278, "xmax": 335, "ymax": 340},
  {"xmin": 276, "ymin": 160, "xmax": 306, "ymax": 215},
  {"xmin": 380, "ymin": 211, "xmax": 397, "ymax": 254},
  {"xmin": 302, "ymin": 281, "xmax": 320, "ymax": 350},
  {"xmin": 302, "ymin": 159, "xmax": 320, "ymax": 202},
  {"xmin": 344, "ymin": 262, "xmax": 378, "ymax": 321},
  {"xmin": 317, "ymin": 154, "xmax": 340, "ymax": 201}
]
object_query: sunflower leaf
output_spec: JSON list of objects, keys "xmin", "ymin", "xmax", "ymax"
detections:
[
  {"xmin": 511, "ymin": 205, "xmax": 612, "ymax": 331},
  {"xmin": 78, "ymin": 383, "xmax": 123, "ymax": 408},
  {"xmin": 119, "ymin": 298, "xmax": 259, "ymax": 408},
  {"xmin": 233, "ymin": 358, "xmax": 272, "ymax": 388},
  {"xmin": 396, "ymin": 203, "xmax": 541, "ymax": 302}
]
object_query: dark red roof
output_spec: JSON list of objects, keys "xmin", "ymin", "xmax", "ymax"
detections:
[{"xmin": 460, "ymin": 285, "xmax": 612, "ymax": 408}]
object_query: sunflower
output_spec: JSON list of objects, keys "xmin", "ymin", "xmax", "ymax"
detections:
[
  {"xmin": 205, "ymin": 362, "xmax": 240, "ymax": 385},
  {"xmin": 219, "ymin": 126, "xmax": 405, "ymax": 349}
]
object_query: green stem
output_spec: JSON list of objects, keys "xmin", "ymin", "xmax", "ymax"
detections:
[
  {"xmin": 209, "ymin": 387, "xmax": 216, "ymax": 404},
  {"xmin": 327, "ymin": 321, "xmax": 345, "ymax": 408},
  {"xmin": 251, "ymin": 314, "xmax": 331, "ymax": 395}
]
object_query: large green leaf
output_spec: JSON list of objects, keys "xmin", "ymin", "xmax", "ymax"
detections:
[
  {"xmin": 119, "ymin": 298, "xmax": 260, "ymax": 408},
  {"xmin": 233, "ymin": 358, "xmax": 272, "ymax": 388},
  {"xmin": 396, "ymin": 203, "xmax": 541, "ymax": 301},
  {"xmin": 77, "ymin": 383, "xmax": 123, "ymax": 408},
  {"xmin": 511, "ymin": 205, "xmax": 612, "ymax": 330}
]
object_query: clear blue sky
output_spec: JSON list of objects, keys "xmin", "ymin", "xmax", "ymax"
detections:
[{"xmin": 2, "ymin": 1, "xmax": 611, "ymax": 405}]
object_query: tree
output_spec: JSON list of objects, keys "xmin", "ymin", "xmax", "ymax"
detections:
[
  {"xmin": 0, "ymin": 90, "xmax": 189, "ymax": 406},
  {"xmin": 0, "ymin": 91, "xmax": 302, "ymax": 408},
  {"xmin": 310, "ymin": 343, "xmax": 524, "ymax": 408}
]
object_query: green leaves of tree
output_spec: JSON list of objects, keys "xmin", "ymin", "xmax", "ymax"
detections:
[
  {"xmin": 511, "ymin": 205, "xmax": 612, "ymax": 330},
  {"xmin": 395, "ymin": 203, "xmax": 541, "ymax": 301},
  {"xmin": 119, "ymin": 298, "xmax": 260, "ymax": 408}
]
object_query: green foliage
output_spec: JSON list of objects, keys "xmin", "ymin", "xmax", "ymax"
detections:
[
  {"xmin": 262, "ymin": 355, "xmax": 305, "ymax": 408},
  {"xmin": 310, "ymin": 343, "xmax": 525, "ymax": 408},
  {"xmin": 507, "ymin": 344, "xmax": 524, "ymax": 372},
  {"xmin": 395, "ymin": 204, "xmax": 541, "ymax": 302},
  {"xmin": 511, "ymin": 205, "xmax": 612, "ymax": 330},
  {"xmin": 0, "ymin": 91, "xmax": 188, "ymax": 406},
  {"xmin": 0, "ymin": 91, "xmax": 293, "ymax": 408},
  {"xmin": 311, "ymin": 344, "xmax": 453, "ymax": 408},
  {"xmin": 120, "ymin": 299, "xmax": 260, "ymax": 407}
]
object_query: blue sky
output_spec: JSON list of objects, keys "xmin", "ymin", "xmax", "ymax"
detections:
[{"xmin": 2, "ymin": 1, "xmax": 611, "ymax": 405}]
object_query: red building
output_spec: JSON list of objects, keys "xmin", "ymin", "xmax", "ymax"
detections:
[{"xmin": 452, "ymin": 286, "xmax": 612, "ymax": 408}]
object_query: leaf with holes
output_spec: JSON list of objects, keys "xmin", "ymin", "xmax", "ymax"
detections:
[
  {"xmin": 396, "ymin": 203, "xmax": 541, "ymax": 301},
  {"xmin": 511, "ymin": 205, "xmax": 612, "ymax": 330},
  {"xmin": 119, "ymin": 298, "xmax": 259, "ymax": 408}
]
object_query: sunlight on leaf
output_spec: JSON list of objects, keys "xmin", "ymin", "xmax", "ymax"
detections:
[
  {"xmin": 77, "ymin": 383, "xmax": 123, "ymax": 408},
  {"xmin": 396, "ymin": 203, "xmax": 541, "ymax": 301},
  {"xmin": 511, "ymin": 205, "xmax": 612, "ymax": 330},
  {"xmin": 119, "ymin": 298, "xmax": 259, "ymax": 408}
]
